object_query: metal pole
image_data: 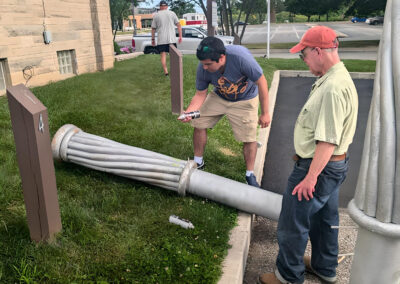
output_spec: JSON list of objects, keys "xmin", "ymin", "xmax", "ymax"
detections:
[
  {"xmin": 348, "ymin": 0, "xmax": 400, "ymax": 282},
  {"xmin": 52, "ymin": 124, "xmax": 283, "ymax": 220},
  {"xmin": 131, "ymin": 0, "xmax": 137, "ymax": 36},
  {"xmin": 265, "ymin": 0, "xmax": 270, "ymax": 59}
]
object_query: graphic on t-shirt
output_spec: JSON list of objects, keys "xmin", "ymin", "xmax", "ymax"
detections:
[{"xmin": 216, "ymin": 76, "xmax": 248, "ymax": 100}]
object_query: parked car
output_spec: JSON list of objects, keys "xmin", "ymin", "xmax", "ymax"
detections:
[
  {"xmin": 132, "ymin": 26, "xmax": 234, "ymax": 54},
  {"xmin": 233, "ymin": 21, "xmax": 246, "ymax": 26},
  {"xmin": 351, "ymin": 17, "xmax": 367, "ymax": 23},
  {"xmin": 366, "ymin": 16, "xmax": 384, "ymax": 25}
]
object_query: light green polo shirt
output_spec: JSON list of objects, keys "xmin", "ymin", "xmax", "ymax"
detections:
[{"xmin": 294, "ymin": 62, "xmax": 358, "ymax": 158}]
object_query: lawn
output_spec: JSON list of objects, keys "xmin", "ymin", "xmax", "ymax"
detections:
[{"xmin": 0, "ymin": 55, "xmax": 375, "ymax": 283}]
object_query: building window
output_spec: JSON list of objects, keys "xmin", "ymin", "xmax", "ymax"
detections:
[
  {"xmin": 192, "ymin": 16, "xmax": 195, "ymax": 20},
  {"xmin": 0, "ymin": 59, "xmax": 10, "ymax": 94},
  {"xmin": 57, "ymin": 50, "xmax": 76, "ymax": 74}
]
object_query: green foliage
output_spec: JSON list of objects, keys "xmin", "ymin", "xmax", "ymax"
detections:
[
  {"xmin": 113, "ymin": 41, "xmax": 121, "ymax": 55},
  {"xmin": 109, "ymin": 0, "xmax": 137, "ymax": 30},
  {"xmin": 346, "ymin": 0, "xmax": 387, "ymax": 17},
  {"xmin": 165, "ymin": 0, "xmax": 196, "ymax": 18}
]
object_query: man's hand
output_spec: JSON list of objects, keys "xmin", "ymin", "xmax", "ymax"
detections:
[
  {"xmin": 178, "ymin": 112, "xmax": 191, "ymax": 123},
  {"xmin": 292, "ymin": 174, "xmax": 317, "ymax": 201},
  {"xmin": 151, "ymin": 39, "xmax": 156, "ymax": 47},
  {"xmin": 258, "ymin": 113, "xmax": 271, "ymax": 128},
  {"xmin": 178, "ymin": 37, "xmax": 182, "ymax": 44}
]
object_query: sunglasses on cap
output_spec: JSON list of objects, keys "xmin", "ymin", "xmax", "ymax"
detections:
[{"xmin": 196, "ymin": 45, "xmax": 216, "ymax": 53}]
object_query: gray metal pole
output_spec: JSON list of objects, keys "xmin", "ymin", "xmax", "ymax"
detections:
[
  {"xmin": 265, "ymin": 0, "xmax": 270, "ymax": 59},
  {"xmin": 52, "ymin": 124, "xmax": 282, "ymax": 220},
  {"xmin": 348, "ymin": 0, "xmax": 400, "ymax": 282},
  {"xmin": 131, "ymin": 1, "xmax": 137, "ymax": 36}
]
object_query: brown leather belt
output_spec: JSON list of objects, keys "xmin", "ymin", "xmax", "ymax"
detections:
[{"xmin": 293, "ymin": 153, "xmax": 346, "ymax": 162}]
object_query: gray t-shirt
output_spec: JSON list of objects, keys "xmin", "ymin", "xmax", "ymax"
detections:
[
  {"xmin": 151, "ymin": 10, "xmax": 179, "ymax": 45},
  {"xmin": 196, "ymin": 45, "xmax": 263, "ymax": 101}
]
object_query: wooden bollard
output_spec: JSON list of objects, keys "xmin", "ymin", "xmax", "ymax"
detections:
[{"xmin": 7, "ymin": 84, "xmax": 62, "ymax": 242}]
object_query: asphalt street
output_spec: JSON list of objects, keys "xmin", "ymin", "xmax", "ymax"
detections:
[
  {"xmin": 261, "ymin": 77, "xmax": 374, "ymax": 207},
  {"xmin": 240, "ymin": 21, "xmax": 382, "ymax": 44}
]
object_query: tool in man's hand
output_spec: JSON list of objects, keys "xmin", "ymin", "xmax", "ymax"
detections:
[{"xmin": 178, "ymin": 111, "xmax": 200, "ymax": 120}]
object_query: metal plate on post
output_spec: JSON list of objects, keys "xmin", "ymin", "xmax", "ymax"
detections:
[
  {"xmin": 169, "ymin": 44, "xmax": 183, "ymax": 115},
  {"xmin": 7, "ymin": 84, "xmax": 62, "ymax": 242}
]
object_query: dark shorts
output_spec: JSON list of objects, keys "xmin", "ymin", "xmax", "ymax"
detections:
[{"xmin": 157, "ymin": 43, "xmax": 177, "ymax": 53}]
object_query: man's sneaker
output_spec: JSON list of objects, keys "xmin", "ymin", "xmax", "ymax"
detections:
[
  {"xmin": 246, "ymin": 174, "xmax": 260, "ymax": 188},
  {"xmin": 304, "ymin": 256, "xmax": 337, "ymax": 283},
  {"xmin": 196, "ymin": 161, "xmax": 205, "ymax": 170}
]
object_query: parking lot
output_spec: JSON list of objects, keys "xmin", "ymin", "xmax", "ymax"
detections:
[{"xmin": 240, "ymin": 21, "xmax": 383, "ymax": 44}]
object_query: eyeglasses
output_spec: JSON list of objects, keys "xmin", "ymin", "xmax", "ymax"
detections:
[
  {"xmin": 299, "ymin": 43, "xmax": 338, "ymax": 61},
  {"xmin": 299, "ymin": 47, "xmax": 315, "ymax": 61}
]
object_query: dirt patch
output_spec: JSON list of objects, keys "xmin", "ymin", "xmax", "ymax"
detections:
[
  {"xmin": 218, "ymin": 147, "xmax": 238, "ymax": 157},
  {"xmin": 244, "ymin": 209, "xmax": 357, "ymax": 284}
]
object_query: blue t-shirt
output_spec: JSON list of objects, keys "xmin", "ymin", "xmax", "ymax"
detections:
[{"xmin": 195, "ymin": 45, "xmax": 263, "ymax": 101}]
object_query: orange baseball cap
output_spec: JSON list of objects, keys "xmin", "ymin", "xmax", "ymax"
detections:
[{"xmin": 290, "ymin": 26, "xmax": 338, "ymax": 54}]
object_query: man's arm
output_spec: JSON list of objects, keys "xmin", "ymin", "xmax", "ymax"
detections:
[
  {"xmin": 176, "ymin": 23, "xmax": 182, "ymax": 43},
  {"xmin": 292, "ymin": 141, "xmax": 336, "ymax": 201},
  {"xmin": 256, "ymin": 75, "xmax": 271, "ymax": 128},
  {"xmin": 179, "ymin": 89, "xmax": 208, "ymax": 122},
  {"xmin": 151, "ymin": 28, "xmax": 156, "ymax": 46}
]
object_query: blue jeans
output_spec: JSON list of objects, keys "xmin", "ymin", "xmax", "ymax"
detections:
[{"xmin": 276, "ymin": 157, "xmax": 349, "ymax": 283}]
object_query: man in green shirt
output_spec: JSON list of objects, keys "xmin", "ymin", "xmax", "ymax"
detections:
[{"xmin": 259, "ymin": 26, "xmax": 358, "ymax": 284}]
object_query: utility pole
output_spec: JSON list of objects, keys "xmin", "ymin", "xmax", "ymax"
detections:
[
  {"xmin": 265, "ymin": 0, "xmax": 270, "ymax": 58},
  {"xmin": 132, "ymin": 0, "xmax": 137, "ymax": 36}
]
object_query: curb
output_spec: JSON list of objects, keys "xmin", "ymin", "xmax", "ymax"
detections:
[{"xmin": 218, "ymin": 70, "xmax": 281, "ymax": 284}]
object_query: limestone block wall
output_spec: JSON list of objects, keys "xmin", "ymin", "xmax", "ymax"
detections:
[{"xmin": 0, "ymin": 0, "xmax": 114, "ymax": 94}]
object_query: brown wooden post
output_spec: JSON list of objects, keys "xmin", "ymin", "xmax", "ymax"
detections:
[
  {"xmin": 7, "ymin": 84, "xmax": 62, "ymax": 242},
  {"xmin": 169, "ymin": 44, "xmax": 183, "ymax": 115},
  {"xmin": 207, "ymin": 0, "xmax": 217, "ymax": 36}
]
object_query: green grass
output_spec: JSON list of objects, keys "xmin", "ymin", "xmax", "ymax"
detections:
[
  {"xmin": 0, "ymin": 55, "xmax": 375, "ymax": 283},
  {"xmin": 245, "ymin": 40, "xmax": 380, "ymax": 50}
]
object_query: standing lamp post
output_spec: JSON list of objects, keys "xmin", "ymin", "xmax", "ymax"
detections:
[{"xmin": 348, "ymin": 0, "xmax": 400, "ymax": 282}]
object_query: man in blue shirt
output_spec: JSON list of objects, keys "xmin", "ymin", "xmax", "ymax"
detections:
[{"xmin": 180, "ymin": 37, "xmax": 270, "ymax": 187}]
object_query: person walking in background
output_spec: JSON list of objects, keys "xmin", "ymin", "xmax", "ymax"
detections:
[
  {"xmin": 151, "ymin": 0, "xmax": 182, "ymax": 76},
  {"xmin": 179, "ymin": 37, "xmax": 270, "ymax": 188},
  {"xmin": 258, "ymin": 26, "xmax": 358, "ymax": 284}
]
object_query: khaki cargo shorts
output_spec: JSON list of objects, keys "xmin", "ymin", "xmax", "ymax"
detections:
[{"xmin": 191, "ymin": 92, "xmax": 259, "ymax": 142}]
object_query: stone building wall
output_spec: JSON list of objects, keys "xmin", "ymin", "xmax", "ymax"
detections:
[{"xmin": 0, "ymin": 0, "xmax": 114, "ymax": 95}]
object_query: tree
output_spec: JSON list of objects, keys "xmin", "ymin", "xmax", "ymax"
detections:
[
  {"xmin": 345, "ymin": 0, "xmax": 387, "ymax": 17},
  {"xmin": 165, "ymin": 0, "xmax": 196, "ymax": 18},
  {"xmin": 109, "ymin": 0, "xmax": 136, "ymax": 31}
]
